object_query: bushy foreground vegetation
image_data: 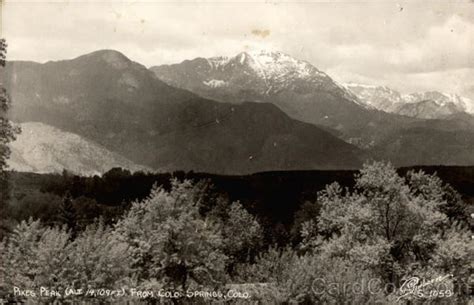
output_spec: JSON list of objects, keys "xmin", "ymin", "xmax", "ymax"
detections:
[{"xmin": 0, "ymin": 162, "xmax": 471, "ymax": 304}]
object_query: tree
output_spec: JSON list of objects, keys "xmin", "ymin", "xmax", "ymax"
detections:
[
  {"xmin": 290, "ymin": 200, "xmax": 321, "ymax": 245},
  {"xmin": 406, "ymin": 169, "xmax": 470, "ymax": 226},
  {"xmin": 219, "ymin": 201, "xmax": 263, "ymax": 270},
  {"xmin": 64, "ymin": 220, "xmax": 131, "ymax": 295},
  {"xmin": 114, "ymin": 180, "xmax": 228, "ymax": 293},
  {"xmin": 0, "ymin": 39, "xmax": 19, "ymax": 209},
  {"xmin": 57, "ymin": 193, "xmax": 77, "ymax": 236},
  {"xmin": 0, "ymin": 219, "xmax": 131, "ymax": 303},
  {"xmin": 0, "ymin": 219, "xmax": 70, "ymax": 303},
  {"xmin": 301, "ymin": 162, "xmax": 471, "ymax": 301},
  {"xmin": 236, "ymin": 246, "xmax": 324, "ymax": 304}
]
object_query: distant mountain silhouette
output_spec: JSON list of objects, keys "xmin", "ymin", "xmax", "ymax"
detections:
[
  {"xmin": 344, "ymin": 83, "xmax": 474, "ymax": 119},
  {"xmin": 1, "ymin": 50, "xmax": 364, "ymax": 174}
]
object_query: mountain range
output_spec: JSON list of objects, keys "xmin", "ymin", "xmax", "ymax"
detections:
[
  {"xmin": 151, "ymin": 50, "xmax": 473, "ymax": 159},
  {"xmin": 151, "ymin": 50, "xmax": 408, "ymax": 146},
  {"xmin": 1, "ymin": 50, "xmax": 363, "ymax": 174},
  {"xmin": 151, "ymin": 50, "xmax": 473, "ymax": 148},
  {"xmin": 344, "ymin": 83, "xmax": 474, "ymax": 119},
  {"xmin": 1, "ymin": 49, "xmax": 473, "ymax": 174}
]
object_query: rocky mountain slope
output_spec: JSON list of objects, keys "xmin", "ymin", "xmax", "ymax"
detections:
[{"xmin": 8, "ymin": 122, "xmax": 148, "ymax": 175}]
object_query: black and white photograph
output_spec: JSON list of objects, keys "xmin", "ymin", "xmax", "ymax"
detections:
[{"xmin": 0, "ymin": 0, "xmax": 473, "ymax": 304}]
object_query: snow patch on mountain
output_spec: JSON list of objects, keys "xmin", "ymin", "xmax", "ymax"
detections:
[
  {"xmin": 152, "ymin": 49, "xmax": 369, "ymax": 108},
  {"xmin": 203, "ymin": 50, "xmax": 330, "ymax": 84},
  {"xmin": 404, "ymin": 91, "xmax": 474, "ymax": 113},
  {"xmin": 203, "ymin": 79, "xmax": 227, "ymax": 88},
  {"xmin": 463, "ymin": 97, "xmax": 474, "ymax": 113},
  {"xmin": 206, "ymin": 56, "xmax": 231, "ymax": 69},
  {"xmin": 244, "ymin": 50, "xmax": 314, "ymax": 79},
  {"xmin": 345, "ymin": 83, "xmax": 474, "ymax": 117},
  {"xmin": 343, "ymin": 83, "xmax": 407, "ymax": 112}
]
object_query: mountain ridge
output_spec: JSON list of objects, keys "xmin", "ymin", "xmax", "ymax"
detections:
[
  {"xmin": 151, "ymin": 50, "xmax": 423, "ymax": 147},
  {"xmin": 344, "ymin": 83, "xmax": 474, "ymax": 118},
  {"xmin": 3, "ymin": 48, "xmax": 473, "ymax": 171},
  {"xmin": 153, "ymin": 49, "xmax": 362, "ymax": 105},
  {"xmin": 1, "ymin": 49, "xmax": 365, "ymax": 174}
]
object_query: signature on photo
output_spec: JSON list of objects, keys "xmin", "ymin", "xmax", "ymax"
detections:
[{"xmin": 397, "ymin": 274, "xmax": 453, "ymax": 301}]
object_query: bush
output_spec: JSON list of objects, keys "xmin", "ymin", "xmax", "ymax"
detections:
[{"xmin": 301, "ymin": 162, "xmax": 472, "ymax": 301}]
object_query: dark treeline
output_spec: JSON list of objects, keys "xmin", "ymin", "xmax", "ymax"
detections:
[{"xmin": 3, "ymin": 166, "xmax": 473, "ymax": 244}]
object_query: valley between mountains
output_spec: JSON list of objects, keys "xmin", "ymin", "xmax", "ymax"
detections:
[{"xmin": 2, "ymin": 49, "xmax": 473, "ymax": 175}]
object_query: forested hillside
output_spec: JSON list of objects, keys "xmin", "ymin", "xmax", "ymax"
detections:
[{"xmin": 1, "ymin": 163, "xmax": 472, "ymax": 303}]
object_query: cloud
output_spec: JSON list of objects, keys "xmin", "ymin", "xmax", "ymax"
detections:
[
  {"xmin": 2, "ymin": 1, "xmax": 473, "ymax": 98},
  {"xmin": 384, "ymin": 15, "xmax": 474, "ymax": 73}
]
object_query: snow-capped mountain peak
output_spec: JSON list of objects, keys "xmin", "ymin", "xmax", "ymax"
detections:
[
  {"xmin": 204, "ymin": 49, "xmax": 329, "ymax": 84},
  {"xmin": 403, "ymin": 91, "xmax": 474, "ymax": 112},
  {"xmin": 344, "ymin": 83, "xmax": 474, "ymax": 118},
  {"xmin": 152, "ymin": 49, "xmax": 367, "ymax": 108},
  {"xmin": 195, "ymin": 49, "xmax": 367, "ymax": 103},
  {"xmin": 242, "ymin": 50, "xmax": 316, "ymax": 79}
]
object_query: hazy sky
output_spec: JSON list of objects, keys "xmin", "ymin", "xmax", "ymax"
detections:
[{"xmin": 2, "ymin": 1, "xmax": 474, "ymax": 98}]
